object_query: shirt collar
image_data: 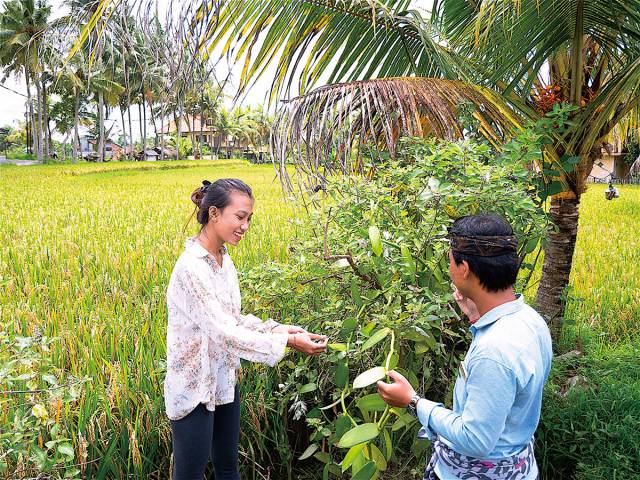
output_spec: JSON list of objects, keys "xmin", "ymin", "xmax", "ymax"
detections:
[
  {"xmin": 470, "ymin": 294, "xmax": 525, "ymax": 335},
  {"xmin": 185, "ymin": 237, "xmax": 227, "ymax": 258}
]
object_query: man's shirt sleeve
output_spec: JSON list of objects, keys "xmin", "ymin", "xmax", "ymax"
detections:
[{"xmin": 416, "ymin": 356, "xmax": 518, "ymax": 458}]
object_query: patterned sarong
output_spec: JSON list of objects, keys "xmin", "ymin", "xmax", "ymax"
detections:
[{"xmin": 423, "ymin": 435, "xmax": 535, "ymax": 480}]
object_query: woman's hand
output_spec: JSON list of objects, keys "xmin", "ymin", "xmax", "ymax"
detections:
[
  {"xmin": 453, "ymin": 287, "xmax": 480, "ymax": 324},
  {"xmin": 271, "ymin": 324, "xmax": 307, "ymax": 334},
  {"xmin": 288, "ymin": 333, "xmax": 328, "ymax": 355}
]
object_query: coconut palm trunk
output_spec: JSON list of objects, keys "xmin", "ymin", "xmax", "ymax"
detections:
[
  {"xmin": 24, "ymin": 65, "xmax": 35, "ymax": 156},
  {"xmin": 536, "ymin": 196, "xmax": 580, "ymax": 339},
  {"xmin": 98, "ymin": 92, "xmax": 105, "ymax": 162},
  {"xmin": 42, "ymin": 79, "xmax": 50, "ymax": 161},
  {"xmin": 34, "ymin": 76, "xmax": 43, "ymax": 162},
  {"xmin": 127, "ymin": 104, "xmax": 133, "ymax": 160},
  {"xmin": 73, "ymin": 90, "xmax": 80, "ymax": 164},
  {"xmin": 142, "ymin": 96, "xmax": 148, "ymax": 159},
  {"xmin": 120, "ymin": 106, "xmax": 127, "ymax": 161}
]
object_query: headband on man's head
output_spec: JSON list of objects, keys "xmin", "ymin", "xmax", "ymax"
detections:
[{"xmin": 448, "ymin": 233, "xmax": 518, "ymax": 257}]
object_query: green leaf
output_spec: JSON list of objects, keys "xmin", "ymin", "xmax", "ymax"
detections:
[
  {"xmin": 57, "ymin": 442, "xmax": 74, "ymax": 458},
  {"xmin": 314, "ymin": 451, "xmax": 332, "ymax": 464},
  {"xmin": 524, "ymin": 236, "xmax": 539, "ymax": 254},
  {"xmin": 545, "ymin": 181, "xmax": 565, "ymax": 197},
  {"xmin": 383, "ymin": 429, "xmax": 393, "ymax": 461},
  {"xmin": 361, "ymin": 327, "xmax": 390, "ymax": 352},
  {"xmin": 328, "ymin": 343, "xmax": 347, "ymax": 351},
  {"xmin": 369, "ymin": 443, "xmax": 388, "ymax": 471},
  {"xmin": 299, "ymin": 383, "xmax": 317, "ymax": 394},
  {"xmin": 352, "ymin": 461, "xmax": 377, "ymax": 480},
  {"xmin": 335, "ymin": 361, "xmax": 349, "ymax": 388},
  {"xmin": 342, "ymin": 317, "xmax": 357, "ymax": 334},
  {"xmin": 64, "ymin": 468, "xmax": 81, "ymax": 478},
  {"xmin": 341, "ymin": 443, "xmax": 366, "ymax": 472},
  {"xmin": 356, "ymin": 393, "xmax": 387, "ymax": 412},
  {"xmin": 351, "ymin": 278, "xmax": 363, "ymax": 308},
  {"xmin": 353, "ymin": 367, "xmax": 386, "ymax": 389},
  {"xmin": 333, "ymin": 414, "xmax": 352, "ymax": 442},
  {"xmin": 401, "ymin": 244, "xmax": 415, "ymax": 269},
  {"xmin": 369, "ymin": 225, "xmax": 383, "ymax": 256},
  {"xmin": 337, "ymin": 423, "xmax": 379, "ymax": 448},
  {"xmin": 391, "ymin": 413, "xmax": 416, "ymax": 432},
  {"xmin": 298, "ymin": 444, "xmax": 318, "ymax": 460}
]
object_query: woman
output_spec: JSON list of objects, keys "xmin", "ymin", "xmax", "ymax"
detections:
[{"xmin": 165, "ymin": 178, "xmax": 327, "ymax": 480}]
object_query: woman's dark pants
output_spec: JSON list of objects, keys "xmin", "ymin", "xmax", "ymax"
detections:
[{"xmin": 170, "ymin": 387, "xmax": 240, "ymax": 480}]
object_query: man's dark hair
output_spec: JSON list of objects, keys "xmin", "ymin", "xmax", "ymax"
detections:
[{"xmin": 450, "ymin": 214, "xmax": 520, "ymax": 292}]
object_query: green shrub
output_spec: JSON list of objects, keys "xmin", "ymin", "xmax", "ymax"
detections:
[
  {"xmin": 0, "ymin": 332, "xmax": 89, "ymax": 478},
  {"xmin": 241, "ymin": 136, "xmax": 548, "ymax": 479},
  {"xmin": 6, "ymin": 146, "xmax": 37, "ymax": 160}
]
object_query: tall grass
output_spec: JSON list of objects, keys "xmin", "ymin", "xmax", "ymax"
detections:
[
  {"xmin": 0, "ymin": 161, "xmax": 638, "ymax": 478},
  {"xmin": 0, "ymin": 160, "xmax": 298, "ymax": 478}
]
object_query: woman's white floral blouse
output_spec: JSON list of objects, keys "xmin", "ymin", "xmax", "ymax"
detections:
[{"xmin": 164, "ymin": 237, "xmax": 288, "ymax": 420}]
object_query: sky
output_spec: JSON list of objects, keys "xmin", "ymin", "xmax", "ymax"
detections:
[{"xmin": 0, "ymin": 0, "xmax": 430, "ymax": 141}]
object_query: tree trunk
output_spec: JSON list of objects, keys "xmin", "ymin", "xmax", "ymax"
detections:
[
  {"xmin": 176, "ymin": 104, "xmax": 183, "ymax": 161},
  {"xmin": 62, "ymin": 134, "xmax": 69, "ymax": 161},
  {"xmin": 536, "ymin": 195, "xmax": 580, "ymax": 341},
  {"xmin": 191, "ymin": 114, "xmax": 197, "ymax": 158},
  {"xmin": 24, "ymin": 66, "xmax": 35, "ymax": 156},
  {"xmin": 43, "ymin": 80, "xmax": 51, "ymax": 162},
  {"xmin": 34, "ymin": 76, "xmax": 43, "ymax": 163},
  {"xmin": 142, "ymin": 95, "xmax": 148, "ymax": 160},
  {"xmin": 127, "ymin": 105, "xmax": 133, "ymax": 160},
  {"xmin": 120, "ymin": 106, "xmax": 127, "ymax": 161},
  {"xmin": 72, "ymin": 90, "xmax": 80, "ymax": 164},
  {"xmin": 160, "ymin": 106, "xmax": 165, "ymax": 161},
  {"xmin": 25, "ymin": 103, "xmax": 31, "ymax": 155},
  {"xmin": 138, "ymin": 102, "xmax": 145, "ymax": 160},
  {"xmin": 149, "ymin": 100, "xmax": 158, "ymax": 148},
  {"xmin": 98, "ymin": 92, "xmax": 105, "ymax": 162},
  {"xmin": 200, "ymin": 106, "xmax": 205, "ymax": 158}
]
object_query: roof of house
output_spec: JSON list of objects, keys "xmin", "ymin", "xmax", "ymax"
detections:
[{"xmin": 162, "ymin": 115, "xmax": 216, "ymax": 134}]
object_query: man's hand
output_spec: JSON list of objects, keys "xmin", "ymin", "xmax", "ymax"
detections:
[
  {"xmin": 377, "ymin": 371, "xmax": 416, "ymax": 408},
  {"xmin": 272, "ymin": 324, "xmax": 307, "ymax": 334},
  {"xmin": 453, "ymin": 287, "xmax": 480, "ymax": 324}
]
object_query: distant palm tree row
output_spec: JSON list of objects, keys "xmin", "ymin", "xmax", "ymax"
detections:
[{"xmin": 0, "ymin": 0, "xmax": 271, "ymax": 163}]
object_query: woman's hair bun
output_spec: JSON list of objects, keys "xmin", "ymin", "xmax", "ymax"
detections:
[{"xmin": 190, "ymin": 180, "xmax": 211, "ymax": 208}]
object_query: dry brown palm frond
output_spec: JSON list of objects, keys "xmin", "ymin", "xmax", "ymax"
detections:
[{"xmin": 270, "ymin": 77, "xmax": 524, "ymax": 191}]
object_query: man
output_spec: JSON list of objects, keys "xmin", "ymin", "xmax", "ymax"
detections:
[
  {"xmin": 605, "ymin": 182, "xmax": 620, "ymax": 200},
  {"xmin": 377, "ymin": 214, "xmax": 552, "ymax": 480}
]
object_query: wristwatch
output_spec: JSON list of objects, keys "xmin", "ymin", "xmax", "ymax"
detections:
[{"xmin": 407, "ymin": 393, "xmax": 422, "ymax": 416}]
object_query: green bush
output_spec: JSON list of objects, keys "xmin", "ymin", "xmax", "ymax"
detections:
[
  {"xmin": 0, "ymin": 332, "xmax": 89, "ymax": 478},
  {"xmin": 6, "ymin": 146, "xmax": 36, "ymax": 160},
  {"xmin": 241, "ymin": 136, "xmax": 548, "ymax": 479}
]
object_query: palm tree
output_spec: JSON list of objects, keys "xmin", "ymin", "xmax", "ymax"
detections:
[
  {"xmin": 0, "ymin": 0, "xmax": 51, "ymax": 161},
  {"xmin": 199, "ymin": 0, "xmax": 640, "ymax": 337},
  {"xmin": 432, "ymin": 0, "xmax": 640, "ymax": 335},
  {"xmin": 87, "ymin": 64, "xmax": 124, "ymax": 161}
]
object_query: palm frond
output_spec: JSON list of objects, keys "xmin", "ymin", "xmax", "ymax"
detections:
[
  {"xmin": 270, "ymin": 76, "xmax": 523, "ymax": 191},
  {"xmin": 433, "ymin": 0, "xmax": 640, "ymax": 95},
  {"xmin": 206, "ymin": 0, "xmax": 471, "ymax": 103}
]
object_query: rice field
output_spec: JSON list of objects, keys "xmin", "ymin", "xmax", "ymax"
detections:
[{"xmin": 0, "ymin": 160, "xmax": 638, "ymax": 478}]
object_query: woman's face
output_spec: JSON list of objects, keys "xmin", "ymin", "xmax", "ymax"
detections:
[{"xmin": 209, "ymin": 191, "xmax": 254, "ymax": 246}]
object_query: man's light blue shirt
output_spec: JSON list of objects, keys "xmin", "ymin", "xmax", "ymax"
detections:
[{"xmin": 416, "ymin": 295, "xmax": 552, "ymax": 479}]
